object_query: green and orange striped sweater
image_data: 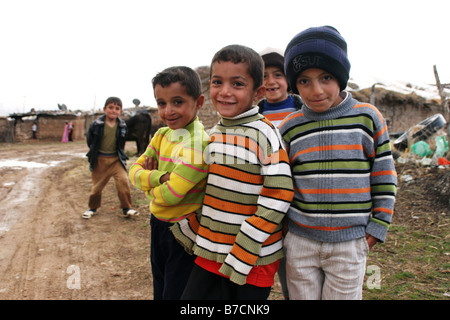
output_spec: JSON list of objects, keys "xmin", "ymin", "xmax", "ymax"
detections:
[
  {"xmin": 172, "ymin": 107, "xmax": 294, "ymax": 285},
  {"xmin": 279, "ymin": 92, "xmax": 397, "ymax": 243},
  {"xmin": 129, "ymin": 118, "xmax": 209, "ymax": 222}
]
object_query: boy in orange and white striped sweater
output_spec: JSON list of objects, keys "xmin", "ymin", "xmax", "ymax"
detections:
[{"xmin": 172, "ymin": 45, "xmax": 294, "ymax": 299}]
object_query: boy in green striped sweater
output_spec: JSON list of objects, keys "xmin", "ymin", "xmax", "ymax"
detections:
[
  {"xmin": 172, "ymin": 45, "xmax": 294, "ymax": 300},
  {"xmin": 129, "ymin": 66, "xmax": 209, "ymax": 300},
  {"xmin": 279, "ymin": 26, "xmax": 397, "ymax": 299}
]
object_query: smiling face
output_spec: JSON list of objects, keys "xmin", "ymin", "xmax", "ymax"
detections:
[
  {"xmin": 295, "ymin": 68, "xmax": 343, "ymax": 113},
  {"xmin": 263, "ymin": 66, "xmax": 289, "ymax": 103},
  {"xmin": 154, "ymin": 82, "xmax": 204, "ymax": 130},
  {"xmin": 209, "ymin": 61, "xmax": 264, "ymax": 118}
]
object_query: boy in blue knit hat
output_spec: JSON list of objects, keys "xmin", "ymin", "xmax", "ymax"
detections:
[{"xmin": 279, "ymin": 26, "xmax": 397, "ymax": 300}]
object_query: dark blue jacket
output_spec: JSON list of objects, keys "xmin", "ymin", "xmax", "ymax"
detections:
[{"xmin": 86, "ymin": 115, "xmax": 128, "ymax": 172}]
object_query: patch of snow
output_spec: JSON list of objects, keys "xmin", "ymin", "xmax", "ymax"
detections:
[{"xmin": 0, "ymin": 160, "xmax": 49, "ymax": 169}]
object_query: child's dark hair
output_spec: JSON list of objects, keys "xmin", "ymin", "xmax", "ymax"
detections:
[
  {"xmin": 210, "ymin": 45, "xmax": 264, "ymax": 90},
  {"xmin": 152, "ymin": 66, "xmax": 202, "ymax": 100},
  {"xmin": 104, "ymin": 97, "xmax": 122, "ymax": 108}
]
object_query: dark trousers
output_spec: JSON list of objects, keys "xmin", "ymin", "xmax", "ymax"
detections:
[
  {"xmin": 181, "ymin": 264, "xmax": 271, "ymax": 300},
  {"xmin": 150, "ymin": 215, "xmax": 195, "ymax": 300}
]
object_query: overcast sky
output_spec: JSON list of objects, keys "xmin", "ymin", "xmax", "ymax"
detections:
[{"xmin": 0, "ymin": 0, "xmax": 449, "ymax": 116}]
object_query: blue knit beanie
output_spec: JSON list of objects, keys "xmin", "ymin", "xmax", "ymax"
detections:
[{"xmin": 284, "ymin": 26, "xmax": 351, "ymax": 93}]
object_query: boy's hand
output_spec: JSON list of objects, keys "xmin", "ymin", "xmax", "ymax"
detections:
[
  {"xmin": 142, "ymin": 156, "xmax": 158, "ymax": 171},
  {"xmin": 282, "ymin": 218, "xmax": 288, "ymax": 236},
  {"xmin": 365, "ymin": 234, "xmax": 377, "ymax": 250},
  {"xmin": 142, "ymin": 156, "xmax": 169, "ymax": 184},
  {"xmin": 160, "ymin": 173, "xmax": 170, "ymax": 184}
]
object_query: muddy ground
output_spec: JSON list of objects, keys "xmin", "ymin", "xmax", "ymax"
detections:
[
  {"xmin": 0, "ymin": 141, "xmax": 448, "ymax": 300},
  {"xmin": 0, "ymin": 141, "xmax": 153, "ymax": 300}
]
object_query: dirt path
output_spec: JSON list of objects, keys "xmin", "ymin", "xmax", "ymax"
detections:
[{"xmin": 0, "ymin": 142, "xmax": 152, "ymax": 299}]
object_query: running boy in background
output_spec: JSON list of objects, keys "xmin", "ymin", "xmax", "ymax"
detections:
[
  {"xmin": 279, "ymin": 26, "xmax": 397, "ymax": 299},
  {"xmin": 83, "ymin": 97, "xmax": 138, "ymax": 219},
  {"xmin": 172, "ymin": 45, "xmax": 294, "ymax": 300},
  {"xmin": 258, "ymin": 47, "xmax": 303, "ymax": 300},
  {"xmin": 128, "ymin": 66, "xmax": 209, "ymax": 300}
]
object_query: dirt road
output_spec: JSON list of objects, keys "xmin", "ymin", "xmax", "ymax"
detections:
[{"xmin": 0, "ymin": 142, "xmax": 152, "ymax": 299}]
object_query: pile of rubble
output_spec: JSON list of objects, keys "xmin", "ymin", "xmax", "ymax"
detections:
[
  {"xmin": 392, "ymin": 113, "xmax": 450, "ymax": 208},
  {"xmin": 392, "ymin": 113, "xmax": 449, "ymax": 167}
]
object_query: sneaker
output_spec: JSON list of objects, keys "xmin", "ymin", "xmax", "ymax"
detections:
[
  {"xmin": 123, "ymin": 209, "xmax": 139, "ymax": 217},
  {"xmin": 82, "ymin": 209, "xmax": 96, "ymax": 219}
]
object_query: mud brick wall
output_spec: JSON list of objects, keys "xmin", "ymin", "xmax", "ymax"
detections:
[
  {"xmin": 36, "ymin": 115, "xmax": 85, "ymax": 141},
  {"xmin": 10, "ymin": 115, "xmax": 85, "ymax": 142},
  {"xmin": 0, "ymin": 117, "xmax": 14, "ymax": 142},
  {"xmin": 10, "ymin": 118, "xmax": 32, "ymax": 141},
  {"xmin": 351, "ymin": 88, "xmax": 443, "ymax": 134},
  {"xmin": 377, "ymin": 103, "xmax": 442, "ymax": 134}
]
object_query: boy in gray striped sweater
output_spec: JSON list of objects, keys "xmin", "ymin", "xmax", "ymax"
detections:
[{"xmin": 279, "ymin": 26, "xmax": 397, "ymax": 300}]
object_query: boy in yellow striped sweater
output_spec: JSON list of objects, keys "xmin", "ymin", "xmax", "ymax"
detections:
[
  {"xmin": 172, "ymin": 45, "xmax": 294, "ymax": 299},
  {"xmin": 129, "ymin": 66, "xmax": 209, "ymax": 300}
]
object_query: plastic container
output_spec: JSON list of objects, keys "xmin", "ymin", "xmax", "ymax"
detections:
[
  {"xmin": 411, "ymin": 141, "xmax": 433, "ymax": 157},
  {"xmin": 434, "ymin": 136, "xmax": 448, "ymax": 158},
  {"xmin": 393, "ymin": 114, "xmax": 447, "ymax": 151}
]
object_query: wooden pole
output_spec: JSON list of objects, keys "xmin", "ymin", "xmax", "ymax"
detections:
[
  {"xmin": 433, "ymin": 65, "xmax": 450, "ymax": 146},
  {"xmin": 433, "ymin": 65, "xmax": 449, "ymax": 117},
  {"xmin": 370, "ymin": 82, "xmax": 384, "ymax": 105}
]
